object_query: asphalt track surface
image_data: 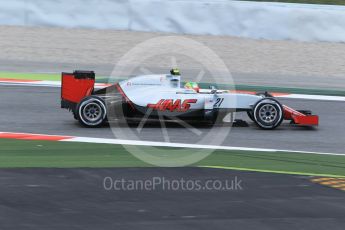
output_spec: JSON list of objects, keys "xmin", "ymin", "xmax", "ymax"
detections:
[
  {"xmin": 1, "ymin": 168, "xmax": 345, "ymax": 230},
  {"xmin": 1, "ymin": 85, "xmax": 345, "ymax": 153}
]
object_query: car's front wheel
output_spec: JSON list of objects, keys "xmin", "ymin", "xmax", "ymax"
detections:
[
  {"xmin": 252, "ymin": 98, "xmax": 284, "ymax": 130},
  {"xmin": 77, "ymin": 96, "xmax": 107, "ymax": 127}
]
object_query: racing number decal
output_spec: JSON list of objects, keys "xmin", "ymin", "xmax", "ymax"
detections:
[
  {"xmin": 214, "ymin": 98, "xmax": 224, "ymax": 108},
  {"xmin": 147, "ymin": 99, "xmax": 197, "ymax": 112}
]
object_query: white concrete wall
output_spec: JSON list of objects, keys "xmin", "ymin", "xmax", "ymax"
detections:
[{"xmin": 1, "ymin": 0, "xmax": 345, "ymax": 42}]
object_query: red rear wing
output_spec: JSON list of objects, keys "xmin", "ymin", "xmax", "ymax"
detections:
[{"xmin": 61, "ymin": 71, "xmax": 95, "ymax": 103}]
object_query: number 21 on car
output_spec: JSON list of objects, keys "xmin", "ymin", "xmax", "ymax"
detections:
[{"xmin": 214, "ymin": 97, "xmax": 224, "ymax": 108}]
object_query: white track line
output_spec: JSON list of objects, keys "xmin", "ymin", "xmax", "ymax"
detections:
[
  {"xmin": 276, "ymin": 94, "xmax": 345, "ymax": 101},
  {"xmin": 62, "ymin": 136, "xmax": 345, "ymax": 157},
  {"xmin": 0, "ymin": 81, "xmax": 108, "ymax": 88}
]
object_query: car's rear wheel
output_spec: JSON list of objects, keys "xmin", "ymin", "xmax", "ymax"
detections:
[
  {"xmin": 77, "ymin": 96, "xmax": 107, "ymax": 127},
  {"xmin": 252, "ymin": 98, "xmax": 284, "ymax": 130}
]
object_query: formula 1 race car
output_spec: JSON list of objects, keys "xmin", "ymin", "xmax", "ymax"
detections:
[{"xmin": 61, "ymin": 69, "xmax": 319, "ymax": 129}]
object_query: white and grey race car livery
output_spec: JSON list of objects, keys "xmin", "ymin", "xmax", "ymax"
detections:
[{"xmin": 61, "ymin": 69, "xmax": 318, "ymax": 129}]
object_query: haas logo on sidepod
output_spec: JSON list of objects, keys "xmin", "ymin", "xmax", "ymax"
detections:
[{"xmin": 147, "ymin": 99, "xmax": 197, "ymax": 112}]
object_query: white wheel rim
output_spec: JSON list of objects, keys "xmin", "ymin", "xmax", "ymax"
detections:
[
  {"xmin": 258, "ymin": 104, "xmax": 278, "ymax": 123},
  {"xmin": 83, "ymin": 103, "xmax": 102, "ymax": 122},
  {"xmin": 253, "ymin": 99, "xmax": 283, "ymax": 129},
  {"xmin": 78, "ymin": 98, "xmax": 107, "ymax": 126}
]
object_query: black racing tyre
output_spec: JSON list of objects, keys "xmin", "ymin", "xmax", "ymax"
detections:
[
  {"xmin": 77, "ymin": 96, "xmax": 107, "ymax": 127},
  {"xmin": 252, "ymin": 98, "xmax": 284, "ymax": 130}
]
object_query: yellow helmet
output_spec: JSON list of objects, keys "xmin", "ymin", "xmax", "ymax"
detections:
[{"xmin": 170, "ymin": 68, "xmax": 180, "ymax": 76}]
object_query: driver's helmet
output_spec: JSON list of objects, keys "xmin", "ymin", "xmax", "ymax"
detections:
[
  {"xmin": 170, "ymin": 68, "xmax": 180, "ymax": 76},
  {"xmin": 184, "ymin": 81, "xmax": 200, "ymax": 92}
]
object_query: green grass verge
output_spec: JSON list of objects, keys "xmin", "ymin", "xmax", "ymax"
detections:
[
  {"xmin": 0, "ymin": 139, "xmax": 148, "ymax": 168},
  {"xmin": 0, "ymin": 72, "xmax": 125, "ymax": 82},
  {"xmin": 0, "ymin": 72, "xmax": 61, "ymax": 81},
  {"xmin": 240, "ymin": 0, "xmax": 345, "ymax": 5},
  {"xmin": 197, "ymin": 150, "xmax": 345, "ymax": 177},
  {"xmin": 1, "ymin": 139, "xmax": 345, "ymax": 176}
]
